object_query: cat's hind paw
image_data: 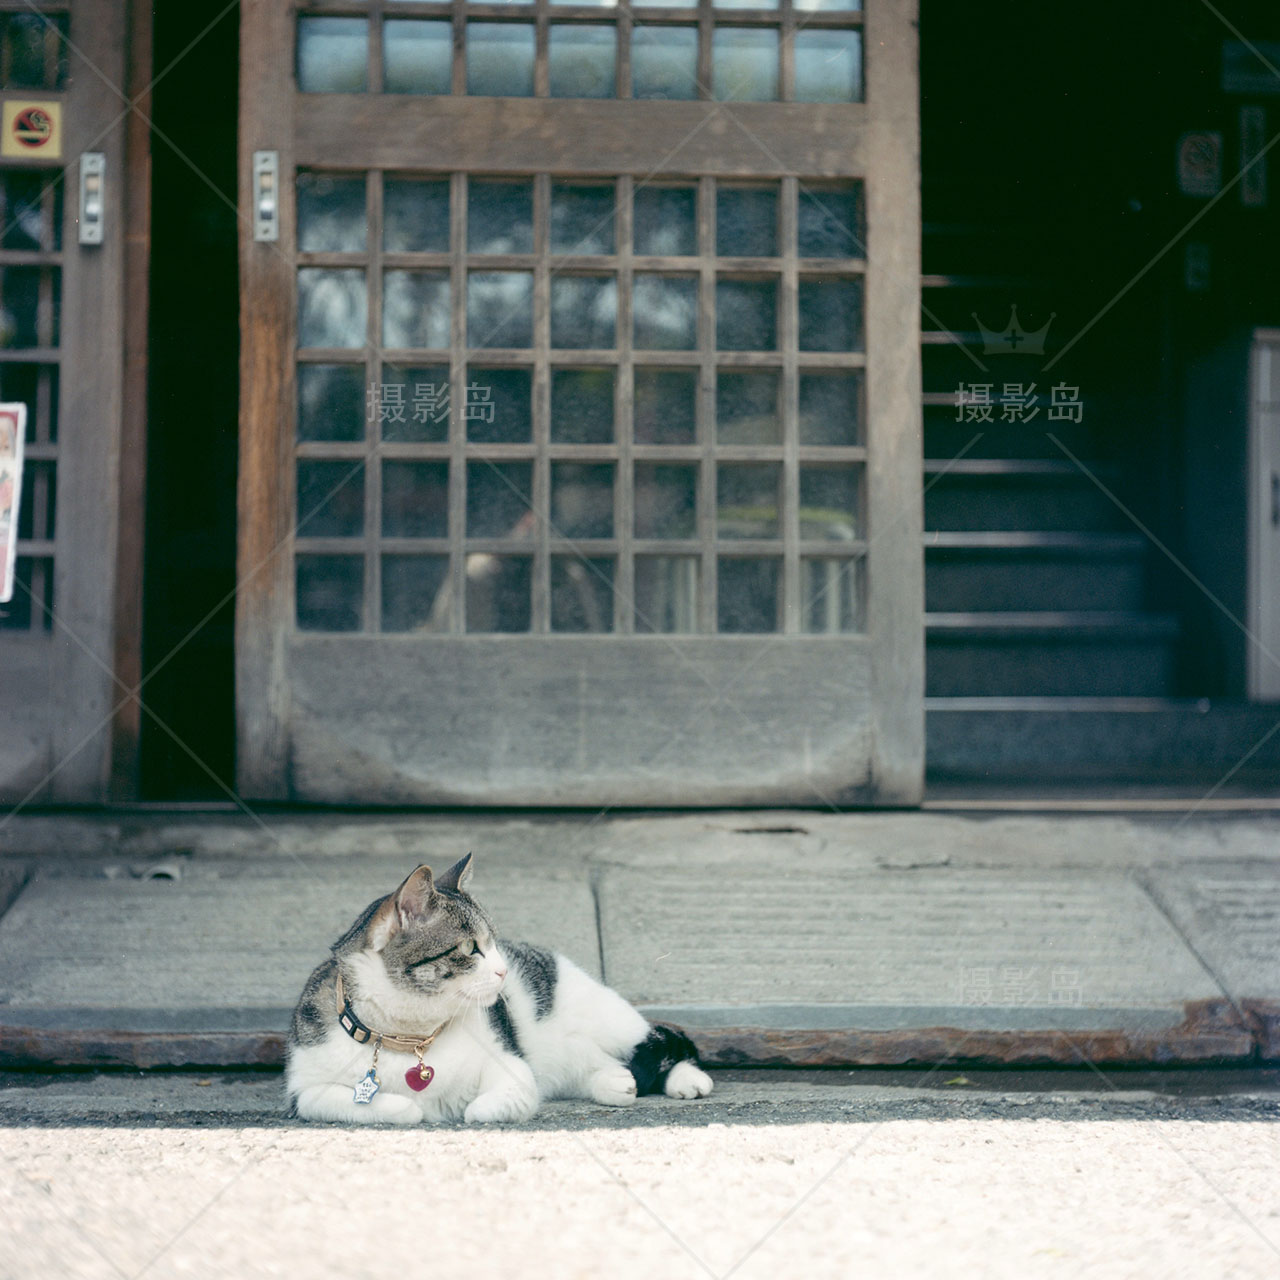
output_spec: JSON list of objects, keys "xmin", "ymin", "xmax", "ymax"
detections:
[
  {"xmin": 588, "ymin": 1066, "xmax": 638, "ymax": 1107},
  {"xmin": 663, "ymin": 1061, "xmax": 713, "ymax": 1099}
]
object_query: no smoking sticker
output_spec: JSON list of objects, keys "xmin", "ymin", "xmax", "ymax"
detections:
[{"xmin": 1, "ymin": 100, "xmax": 61, "ymax": 160}]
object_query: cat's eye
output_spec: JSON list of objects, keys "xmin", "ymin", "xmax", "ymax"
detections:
[{"xmin": 470, "ymin": 940, "xmax": 483, "ymax": 955}]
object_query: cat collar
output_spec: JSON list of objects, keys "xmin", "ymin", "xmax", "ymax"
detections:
[{"xmin": 334, "ymin": 971, "xmax": 447, "ymax": 1055}]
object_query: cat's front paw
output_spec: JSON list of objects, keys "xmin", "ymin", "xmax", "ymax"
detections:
[
  {"xmin": 588, "ymin": 1066, "xmax": 638, "ymax": 1107},
  {"xmin": 663, "ymin": 1061, "xmax": 713, "ymax": 1099},
  {"xmin": 464, "ymin": 1089, "xmax": 537, "ymax": 1124}
]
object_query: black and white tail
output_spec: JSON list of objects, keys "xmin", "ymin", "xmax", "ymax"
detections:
[{"xmin": 628, "ymin": 1023, "xmax": 714, "ymax": 1099}]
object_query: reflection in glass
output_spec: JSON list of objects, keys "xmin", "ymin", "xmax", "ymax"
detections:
[
  {"xmin": 297, "ymin": 459, "xmax": 364, "ymax": 537},
  {"xmin": 382, "ymin": 364, "xmax": 451, "ymax": 442},
  {"xmin": 634, "ymin": 464, "xmax": 697, "ymax": 538},
  {"xmin": 716, "ymin": 278, "xmax": 777, "ymax": 350},
  {"xmin": 0, "ymin": 267, "xmax": 55, "ymax": 348},
  {"xmin": 795, "ymin": 30, "xmax": 862, "ymax": 103},
  {"xmin": 383, "ymin": 461, "xmax": 449, "ymax": 537},
  {"xmin": 717, "ymin": 463, "xmax": 780, "ymax": 539},
  {"xmin": 467, "ymin": 23, "xmax": 535, "ymax": 97},
  {"xmin": 465, "ymin": 367, "xmax": 532, "ymax": 443},
  {"xmin": 297, "ymin": 18, "xmax": 368, "ymax": 93},
  {"xmin": 631, "ymin": 25, "xmax": 698, "ymax": 100},
  {"xmin": 297, "ymin": 268, "xmax": 366, "ymax": 348},
  {"xmin": 551, "ymin": 276, "xmax": 617, "ymax": 348},
  {"xmin": 298, "ymin": 364, "xmax": 366, "ymax": 442},
  {"xmin": 550, "ymin": 182, "xmax": 616, "ymax": 254},
  {"xmin": 552, "ymin": 557, "xmax": 614, "ymax": 632},
  {"xmin": 716, "ymin": 370, "xmax": 779, "ymax": 444},
  {"xmin": 712, "ymin": 28, "xmax": 777, "ymax": 101},
  {"xmin": 384, "ymin": 20, "xmax": 452, "ymax": 95},
  {"xmin": 297, "ymin": 555, "xmax": 363, "ymax": 632},
  {"xmin": 551, "ymin": 368, "xmax": 615, "ymax": 444},
  {"xmin": 467, "ymin": 461, "xmax": 533, "ymax": 537},
  {"xmin": 383, "ymin": 270, "xmax": 450, "ymax": 348},
  {"xmin": 467, "ymin": 272, "xmax": 534, "ymax": 348},
  {"xmin": 382, "ymin": 555, "xmax": 451, "ymax": 633},
  {"xmin": 802, "ymin": 556, "xmax": 863, "ymax": 633},
  {"xmin": 800, "ymin": 466, "xmax": 860, "ymax": 540},
  {"xmin": 384, "ymin": 177, "xmax": 451, "ymax": 253},
  {"xmin": 633, "ymin": 274, "xmax": 697, "ymax": 350},
  {"xmin": 798, "ymin": 277, "xmax": 863, "ymax": 351},
  {"xmin": 1, "ymin": 14, "xmax": 69, "ymax": 91},
  {"xmin": 549, "ymin": 25, "xmax": 616, "ymax": 98},
  {"xmin": 634, "ymin": 368, "xmax": 697, "ymax": 444},
  {"xmin": 633, "ymin": 185, "xmax": 696, "ymax": 256},
  {"xmin": 716, "ymin": 187, "xmax": 778, "ymax": 258},
  {"xmin": 798, "ymin": 183, "xmax": 865, "ymax": 258},
  {"xmin": 466, "ymin": 556, "xmax": 531, "ymax": 631},
  {"xmin": 799, "ymin": 370, "xmax": 862, "ymax": 446},
  {"xmin": 635, "ymin": 556, "xmax": 698, "ymax": 632},
  {"xmin": 297, "ymin": 173, "xmax": 366, "ymax": 253},
  {"xmin": 718, "ymin": 558, "xmax": 780, "ymax": 632},
  {"xmin": 794, "ymin": 0, "xmax": 861, "ymax": 11},
  {"xmin": 468, "ymin": 179, "xmax": 534, "ymax": 254},
  {"xmin": 0, "ymin": 173, "xmax": 60, "ymax": 252},
  {"xmin": 552, "ymin": 463, "xmax": 614, "ymax": 538}
]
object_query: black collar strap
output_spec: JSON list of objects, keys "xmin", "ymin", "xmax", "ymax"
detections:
[{"xmin": 334, "ymin": 971, "xmax": 447, "ymax": 1053}]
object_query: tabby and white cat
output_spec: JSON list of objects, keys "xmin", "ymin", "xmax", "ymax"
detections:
[{"xmin": 286, "ymin": 855, "xmax": 713, "ymax": 1124}]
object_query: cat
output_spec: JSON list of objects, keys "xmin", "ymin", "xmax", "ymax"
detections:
[{"xmin": 286, "ymin": 854, "xmax": 713, "ymax": 1124}]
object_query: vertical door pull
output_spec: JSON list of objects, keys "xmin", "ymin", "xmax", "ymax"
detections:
[
  {"xmin": 78, "ymin": 152, "xmax": 105, "ymax": 245},
  {"xmin": 253, "ymin": 150, "xmax": 279, "ymax": 242}
]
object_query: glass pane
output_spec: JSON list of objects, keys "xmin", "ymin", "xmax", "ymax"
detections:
[
  {"xmin": 297, "ymin": 268, "xmax": 366, "ymax": 348},
  {"xmin": 716, "ymin": 278, "xmax": 777, "ymax": 350},
  {"xmin": 297, "ymin": 555, "xmax": 363, "ymax": 632},
  {"xmin": 718, "ymin": 558, "xmax": 780, "ymax": 632},
  {"xmin": 0, "ymin": 267, "xmax": 55, "ymax": 348},
  {"xmin": 634, "ymin": 368, "xmax": 697, "ymax": 444},
  {"xmin": 712, "ymin": 28, "xmax": 777, "ymax": 102},
  {"xmin": 383, "ymin": 270, "xmax": 449, "ymax": 349},
  {"xmin": 798, "ymin": 184, "xmax": 865, "ymax": 258},
  {"xmin": 297, "ymin": 174, "xmax": 366, "ymax": 253},
  {"xmin": 551, "ymin": 276, "xmax": 617, "ymax": 348},
  {"xmin": 551, "ymin": 368, "xmax": 614, "ymax": 444},
  {"xmin": 798, "ymin": 278, "xmax": 863, "ymax": 352},
  {"xmin": 466, "ymin": 556, "xmax": 531, "ymax": 631},
  {"xmin": 716, "ymin": 187, "xmax": 777, "ymax": 258},
  {"xmin": 297, "ymin": 460, "xmax": 364, "ymax": 537},
  {"xmin": 382, "ymin": 555, "xmax": 451, "ymax": 632},
  {"xmin": 552, "ymin": 557, "xmax": 614, "ymax": 633},
  {"xmin": 633, "ymin": 0, "xmax": 696, "ymax": 7},
  {"xmin": 634, "ymin": 463, "xmax": 697, "ymax": 538},
  {"xmin": 632, "ymin": 25, "xmax": 698, "ymax": 100},
  {"xmin": 382, "ymin": 364, "xmax": 451, "ymax": 442},
  {"xmin": 794, "ymin": 0, "xmax": 861, "ymax": 12},
  {"xmin": 0, "ymin": 364, "xmax": 51, "ymax": 443},
  {"xmin": 297, "ymin": 18, "xmax": 368, "ymax": 93},
  {"xmin": 716, "ymin": 0, "xmax": 779, "ymax": 7},
  {"xmin": 465, "ymin": 367, "xmax": 532, "ymax": 443},
  {"xmin": 717, "ymin": 370, "xmax": 779, "ymax": 444},
  {"xmin": 633, "ymin": 186, "xmax": 696, "ymax": 256},
  {"xmin": 384, "ymin": 177, "xmax": 451, "ymax": 252},
  {"xmin": 467, "ymin": 23, "xmax": 535, "ymax": 97},
  {"xmin": 468, "ymin": 179, "xmax": 534, "ymax": 254},
  {"xmin": 1, "ymin": 173, "xmax": 60, "ymax": 252},
  {"xmin": 17, "ymin": 460, "xmax": 53, "ymax": 540},
  {"xmin": 795, "ymin": 30, "xmax": 862, "ymax": 103},
  {"xmin": 382, "ymin": 461, "xmax": 449, "ymax": 538},
  {"xmin": 551, "ymin": 463, "xmax": 614, "ymax": 538},
  {"xmin": 799, "ymin": 370, "xmax": 862, "ymax": 446},
  {"xmin": 468, "ymin": 272, "xmax": 533, "ymax": 348},
  {"xmin": 634, "ymin": 556, "xmax": 698, "ymax": 632},
  {"xmin": 550, "ymin": 182, "xmax": 616, "ymax": 255},
  {"xmin": 800, "ymin": 465, "xmax": 860, "ymax": 540},
  {"xmin": 633, "ymin": 275, "xmax": 698, "ymax": 350},
  {"xmin": 467, "ymin": 461, "xmax": 533, "ymax": 537},
  {"xmin": 549, "ymin": 24, "xmax": 616, "ymax": 98},
  {"xmin": 298, "ymin": 364, "xmax": 366, "ymax": 442},
  {"xmin": 802, "ymin": 557, "xmax": 863, "ymax": 633},
  {"xmin": 717, "ymin": 463, "xmax": 780, "ymax": 539},
  {"xmin": 384, "ymin": 20, "xmax": 452, "ymax": 95},
  {"xmin": 1, "ymin": 14, "xmax": 68, "ymax": 91}
]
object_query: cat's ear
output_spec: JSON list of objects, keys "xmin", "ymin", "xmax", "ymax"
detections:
[
  {"xmin": 369, "ymin": 864, "xmax": 436, "ymax": 950},
  {"xmin": 434, "ymin": 852, "xmax": 473, "ymax": 894}
]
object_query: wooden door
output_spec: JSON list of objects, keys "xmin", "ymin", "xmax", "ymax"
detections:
[
  {"xmin": 238, "ymin": 0, "xmax": 922, "ymax": 805},
  {"xmin": 0, "ymin": 0, "xmax": 140, "ymax": 802}
]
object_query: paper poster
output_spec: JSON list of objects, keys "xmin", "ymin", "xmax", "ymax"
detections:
[{"xmin": 0, "ymin": 403, "xmax": 27, "ymax": 604}]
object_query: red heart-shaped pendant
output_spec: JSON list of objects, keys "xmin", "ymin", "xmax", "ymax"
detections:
[{"xmin": 405, "ymin": 1064, "xmax": 434, "ymax": 1092}]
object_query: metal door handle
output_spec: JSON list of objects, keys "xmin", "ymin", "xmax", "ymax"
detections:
[
  {"xmin": 78, "ymin": 153, "xmax": 104, "ymax": 246},
  {"xmin": 253, "ymin": 150, "xmax": 279, "ymax": 242}
]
